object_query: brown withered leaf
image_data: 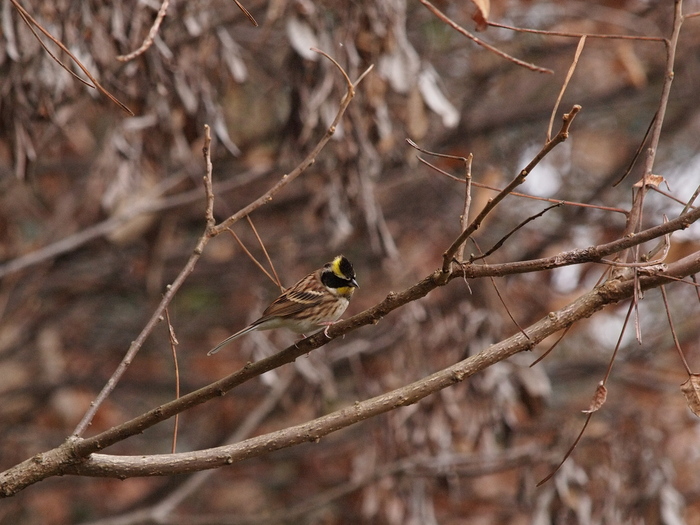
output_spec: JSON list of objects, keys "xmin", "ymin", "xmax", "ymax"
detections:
[
  {"xmin": 582, "ymin": 381, "xmax": 607, "ymax": 413},
  {"xmin": 633, "ymin": 174, "xmax": 665, "ymax": 188},
  {"xmin": 471, "ymin": 0, "xmax": 489, "ymax": 31},
  {"xmin": 680, "ymin": 374, "xmax": 700, "ymax": 418}
]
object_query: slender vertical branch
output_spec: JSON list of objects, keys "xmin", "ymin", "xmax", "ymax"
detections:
[
  {"xmin": 457, "ymin": 154, "xmax": 474, "ymax": 262},
  {"xmin": 72, "ymin": 126, "xmax": 217, "ymax": 438}
]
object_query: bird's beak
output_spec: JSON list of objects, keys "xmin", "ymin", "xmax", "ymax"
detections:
[{"xmin": 350, "ymin": 278, "xmax": 359, "ymax": 288}]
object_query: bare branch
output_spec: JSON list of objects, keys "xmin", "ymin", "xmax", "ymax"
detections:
[
  {"xmin": 210, "ymin": 55, "xmax": 373, "ymax": 236},
  {"xmin": 420, "ymin": 0, "xmax": 553, "ymax": 74},
  {"xmin": 233, "ymin": 0, "xmax": 258, "ymax": 27},
  {"xmin": 71, "ymin": 126, "xmax": 216, "ymax": 438},
  {"xmin": 661, "ymin": 285, "xmax": 692, "ymax": 375},
  {"xmin": 38, "ymin": 252, "xmax": 700, "ymax": 482},
  {"xmin": 547, "ymin": 36, "xmax": 586, "ymax": 141},
  {"xmin": 440, "ymin": 105, "xmax": 581, "ymax": 275},
  {"xmin": 164, "ymin": 307, "xmax": 181, "ymax": 454},
  {"xmin": 415, "ymin": 155, "xmax": 628, "ymax": 215},
  {"xmin": 488, "ymin": 20, "xmax": 667, "ymax": 42},
  {"xmin": 116, "ymin": 0, "xmax": 170, "ymax": 62},
  {"xmin": 10, "ymin": 0, "xmax": 133, "ymax": 114}
]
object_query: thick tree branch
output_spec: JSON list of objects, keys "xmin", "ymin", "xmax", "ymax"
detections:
[
  {"xmin": 48, "ymin": 250, "xmax": 700, "ymax": 480},
  {"xmin": 3, "ymin": 212, "xmax": 700, "ymax": 494}
]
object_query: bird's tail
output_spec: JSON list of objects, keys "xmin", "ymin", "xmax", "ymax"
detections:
[{"xmin": 207, "ymin": 324, "xmax": 257, "ymax": 356}]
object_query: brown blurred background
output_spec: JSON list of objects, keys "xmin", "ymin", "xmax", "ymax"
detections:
[{"xmin": 2, "ymin": 1, "xmax": 700, "ymax": 523}]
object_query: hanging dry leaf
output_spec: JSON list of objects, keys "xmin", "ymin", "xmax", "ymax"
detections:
[
  {"xmin": 582, "ymin": 381, "xmax": 607, "ymax": 413},
  {"xmin": 615, "ymin": 40, "xmax": 647, "ymax": 89},
  {"xmin": 633, "ymin": 174, "xmax": 665, "ymax": 188},
  {"xmin": 471, "ymin": 0, "xmax": 490, "ymax": 31},
  {"xmin": 285, "ymin": 17, "xmax": 319, "ymax": 61},
  {"xmin": 418, "ymin": 65, "xmax": 459, "ymax": 128},
  {"xmin": 680, "ymin": 374, "xmax": 700, "ymax": 418}
]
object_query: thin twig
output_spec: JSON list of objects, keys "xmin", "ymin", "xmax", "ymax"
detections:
[
  {"xmin": 539, "ymin": 300, "xmax": 634, "ymax": 485},
  {"xmin": 10, "ymin": 0, "xmax": 133, "ymax": 115},
  {"xmin": 660, "ymin": 285, "xmax": 692, "ymax": 374},
  {"xmin": 459, "ymin": 154, "xmax": 474, "ymax": 262},
  {"xmin": 415, "ymin": 155, "xmax": 627, "ymax": 215},
  {"xmin": 225, "ymin": 228, "xmax": 278, "ymax": 286},
  {"xmin": 247, "ymin": 215, "xmax": 282, "ymax": 289},
  {"xmin": 537, "ymin": 413, "xmax": 592, "ymax": 486},
  {"xmin": 612, "ymin": 112, "xmax": 656, "ymax": 187},
  {"xmin": 529, "ymin": 325, "xmax": 572, "ymax": 367},
  {"xmin": 547, "ymin": 36, "xmax": 586, "ymax": 141},
  {"xmin": 472, "ymin": 240, "xmax": 530, "ymax": 341},
  {"xmin": 203, "ymin": 125, "xmax": 216, "ymax": 228},
  {"xmin": 649, "ymin": 183, "xmax": 696, "ymax": 208},
  {"xmin": 165, "ymin": 307, "xmax": 180, "ymax": 454},
  {"xmin": 488, "ymin": 21, "xmax": 666, "ymax": 42},
  {"xmin": 680, "ymin": 182, "xmax": 700, "ymax": 215},
  {"xmin": 420, "ymin": 0, "xmax": 553, "ymax": 74},
  {"xmin": 440, "ymin": 105, "xmax": 581, "ymax": 275},
  {"xmin": 71, "ymin": 126, "xmax": 216, "ymax": 437},
  {"xmin": 210, "ymin": 54, "xmax": 373, "ymax": 236},
  {"xmin": 116, "ymin": 0, "xmax": 170, "ymax": 62},
  {"xmin": 233, "ymin": 0, "xmax": 258, "ymax": 26},
  {"xmin": 603, "ymin": 300, "xmax": 635, "ymax": 384},
  {"xmin": 470, "ymin": 203, "xmax": 562, "ymax": 263}
]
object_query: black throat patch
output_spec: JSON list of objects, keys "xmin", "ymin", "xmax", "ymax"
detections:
[{"xmin": 321, "ymin": 271, "xmax": 354, "ymax": 289}]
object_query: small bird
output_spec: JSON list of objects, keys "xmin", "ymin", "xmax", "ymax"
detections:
[{"xmin": 207, "ymin": 255, "xmax": 359, "ymax": 355}]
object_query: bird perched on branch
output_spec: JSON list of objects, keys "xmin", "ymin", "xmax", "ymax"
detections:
[{"xmin": 208, "ymin": 255, "xmax": 359, "ymax": 355}]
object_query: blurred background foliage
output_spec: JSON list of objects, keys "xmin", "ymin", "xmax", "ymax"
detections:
[{"xmin": 2, "ymin": 0, "xmax": 700, "ymax": 523}]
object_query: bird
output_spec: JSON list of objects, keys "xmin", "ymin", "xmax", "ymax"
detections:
[{"xmin": 207, "ymin": 255, "xmax": 359, "ymax": 355}]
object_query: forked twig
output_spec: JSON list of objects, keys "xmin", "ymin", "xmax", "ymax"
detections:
[
  {"xmin": 547, "ymin": 36, "xmax": 586, "ymax": 141},
  {"xmin": 71, "ymin": 126, "xmax": 216, "ymax": 437},
  {"xmin": 440, "ymin": 105, "xmax": 581, "ymax": 275}
]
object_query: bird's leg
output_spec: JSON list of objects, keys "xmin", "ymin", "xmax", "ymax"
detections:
[{"xmin": 319, "ymin": 321, "xmax": 338, "ymax": 339}]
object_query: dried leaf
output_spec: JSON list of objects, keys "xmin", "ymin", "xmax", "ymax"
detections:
[
  {"xmin": 418, "ymin": 66, "xmax": 459, "ymax": 128},
  {"xmin": 471, "ymin": 0, "xmax": 490, "ymax": 31},
  {"xmin": 615, "ymin": 40, "xmax": 647, "ymax": 89},
  {"xmin": 582, "ymin": 381, "xmax": 607, "ymax": 413},
  {"xmin": 680, "ymin": 374, "xmax": 700, "ymax": 417},
  {"xmin": 633, "ymin": 174, "xmax": 665, "ymax": 188},
  {"xmin": 378, "ymin": 44, "xmax": 420, "ymax": 94},
  {"xmin": 285, "ymin": 17, "xmax": 319, "ymax": 61}
]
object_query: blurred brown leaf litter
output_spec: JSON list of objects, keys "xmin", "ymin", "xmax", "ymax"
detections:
[{"xmin": 2, "ymin": 1, "xmax": 700, "ymax": 524}]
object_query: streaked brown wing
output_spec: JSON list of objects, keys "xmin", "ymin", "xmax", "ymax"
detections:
[{"xmin": 257, "ymin": 273, "xmax": 324, "ymax": 320}]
